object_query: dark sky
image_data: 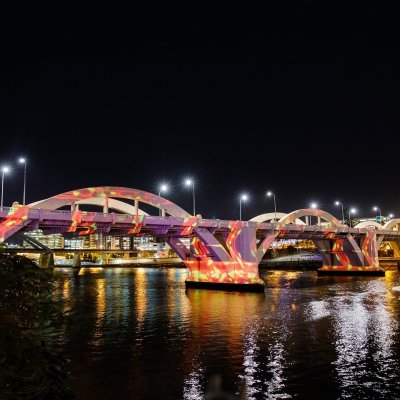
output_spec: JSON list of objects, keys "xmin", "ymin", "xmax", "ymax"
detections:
[{"xmin": 0, "ymin": 4, "xmax": 399, "ymax": 220}]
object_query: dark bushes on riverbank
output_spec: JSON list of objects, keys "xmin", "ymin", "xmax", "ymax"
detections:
[{"xmin": 0, "ymin": 254, "xmax": 75, "ymax": 400}]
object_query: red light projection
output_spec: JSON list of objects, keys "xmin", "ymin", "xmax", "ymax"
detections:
[{"xmin": 0, "ymin": 205, "xmax": 29, "ymax": 243}]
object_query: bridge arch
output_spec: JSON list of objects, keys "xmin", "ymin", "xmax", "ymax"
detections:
[
  {"xmin": 250, "ymin": 212, "xmax": 306, "ymax": 225},
  {"xmin": 278, "ymin": 208, "xmax": 342, "ymax": 227},
  {"xmin": 383, "ymin": 218, "xmax": 400, "ymax": 231},
  {"xmin": 75, "ymin": 198, "xmax": 148, "ymax": 215},
  {"xmin": 354, "ymin": 220, "xmax": 383, "ymax": 230},
  {"xmin": 29, "ymin": 186, "xmax": 190, "ymax": 218}
]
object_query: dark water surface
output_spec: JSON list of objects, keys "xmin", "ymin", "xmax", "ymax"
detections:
[{"xmin": 56, "ymin": 267, "xmax": 400, "ymax": 399}]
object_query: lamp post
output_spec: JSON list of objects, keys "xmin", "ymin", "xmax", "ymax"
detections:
[
  {"xmin": 267, "ymin": 191, "xmax": 277, "ymax": 222},
  {"xmin": 335, "ymin": 201, "xmax": 345, "ymax": 225},
  {"xmin": 309, "ymin": 202, "xmax": 318, "ymax": 225},
  {"xmin": 1, "ymin": 166, "xmax": 10, "ymax": 208},
  {"xmin": 373, "ymin": 206, "xmax": 382, "ymax": 224},
  {"xmin": 388, "ymin": 213, "xmax": 394, "ymax": 220},
  {"xmin": 185, "ymin": 178, "xmax": 196, "ymax": 216},
  {"xmin": 158, "ymin": 184, "xmax": 168, "ymax": 216},
  {"xmin": 18, "ymin": 158, "xmax": 27, "ymax": 205},
  {"xmin": 239, "ymin": 194, "xmax": 248, "ymax": 221},
  {"xmin": 349, "ymin": 208, "xmax": 356, "ymax": 228}
]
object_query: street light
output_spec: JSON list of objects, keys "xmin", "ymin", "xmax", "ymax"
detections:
[
  {"xmin": 349, "ymin": 208, "xmax": 356, "ymax": 228},
  {"xmin": 388, "ymin": 213, "xmax": 394, "ymax": 219},
  {"xmin": 184, "ymin": 178, "xmax": 196, "ymax": 216},
  {"xmin": 158, "ymin": 184, "xmax": 168, "ymax": 216},
  {"xmin": 1, "ymin": 166, "xmax": 10, "ymax": 208},
  {"xmin": 309, "ymin": 202, "xmax": 318, "ymax": 225},
  {"xmin": 18, "ymin": 157, "xmax": 27, "ymax": 205},
  {"xmin": 335, "ymin": 201, "xmax": 345, "ymax": 225},
  {"xmin": 267, "ymin": 191, "xmax": 277, "ymax": 222},
  {"xmin": 373, "ymin": 206, "xmax": 382, "ymax": 223},
  {"xmin": 239, "ymin": 194, "xmax": 248, "ymax": 221}
]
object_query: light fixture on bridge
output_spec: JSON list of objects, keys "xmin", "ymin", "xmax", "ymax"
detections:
[
  {"xmin": 335, "ymin": 201, "xmax": 345, "ymax": 225},
  {"xmin": 18, "ymin": 157, "xmax": 27, "ymax": 205},
  {"xmin": 159, "ymin": 184, "xmax": 168, "ymax": 196},
  {"xmin": 310, "ymin": 202, "xmax": 318, "ymax": 209},
  {"xmin": 239, "ymin": 193, "xmax": 248, "ymax": 221},
  {"xmin": 388, "ymin": 213, "xmax": 394, "ymax": 219},
  {"xmin": 348, "ymin": 207, "xmax": 357, "ymax": 228},
  {"xmin": 158, "ymin": 184, "xmax": 168, "ymax": 217},
  {"xmin": 184, "ymin": 178, "xmax": 196, "ymax": 216},
  {"xmin": 1, "ymin": 166, "xmax": 10, "ymax": 208},
  {"xmin": 266, "ymin": 191, "xmax": 277, "ymax": 222},
  {"xmin": 373, "ymin": 206, "xmax": 382, "ymax": 221}
]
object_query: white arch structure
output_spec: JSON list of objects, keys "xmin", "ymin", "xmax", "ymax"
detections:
[
  {"xmin": 75, "ymin": 198, "xmax": 148, "ymax": 216},
  {"xmin": 29, "ymin": 186, "xmax": 190, "ymax": 218},
  {"xmin": 250, "ymin": 212, "xmax": 305, "ymax": 225},
  {"xmin": 251, "ymin": 209, "xmax": 342, "ymax": 227}
]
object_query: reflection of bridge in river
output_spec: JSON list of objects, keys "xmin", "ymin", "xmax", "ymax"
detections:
[{"xmin": 1, "ymin": 186, "xmax": 400, "ymax": 291}]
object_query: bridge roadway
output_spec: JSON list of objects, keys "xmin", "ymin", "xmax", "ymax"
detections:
[{"xmin": 1, "ymin": 206, "xmax": 400, "ymax": 241}]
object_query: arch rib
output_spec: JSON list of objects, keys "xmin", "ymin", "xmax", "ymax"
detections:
[{"xmin": 29, "ymin": 186, "xmax": 190, "ymax": 218}]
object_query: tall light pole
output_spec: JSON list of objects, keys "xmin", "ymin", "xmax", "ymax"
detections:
[
  {"xmin": 239, "ymin": 194, "xmax": 248, "ymax": 221},
  {"xmin": 19, "ymin": 158, "xmax": 27, "ymax": 205},
  {"xmin": 349, "ymin": 208, "xmax": 356, "ymax": 228},
  {"xmin": 309, "ymin": 202, "xmax": 318, "ymax": 225},
  {"xmin": 373, "ymin": 206, "xmax": 382, "ymax": 224},
  {"xmin": 335, "ymin": 201, "xmax": 345, "ymax": 225},
  {"xmin": 267, "ymin": 191, "xmax": 277, "ymax": 222},
  {"xmin": 158, "ymin": 184, "xmax": 168, "ymax": 216},
  {"xmin": 1, "ymin": 166, "xmax": 10, "ymax": 208},
  {"xmin": 388, "ymin": 213, "xmax": 394, "ymax": 220},
  {"xmin": 185, "ymin": 178, "xmax": 195, "ymax": 216}
]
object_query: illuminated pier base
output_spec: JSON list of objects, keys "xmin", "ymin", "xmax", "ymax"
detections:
[{"xmin": 183, "ymin": 258, "xmax": 265, "ymax": 292}]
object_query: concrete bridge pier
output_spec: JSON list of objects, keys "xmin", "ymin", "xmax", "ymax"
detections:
[
  {"xmin": 180, "ymin": 223, "xmax": 265, "ymax": 292},
  {"xmin": 316, "ymin": 230, "xmax": 385, "ymax": 276},
  {"xmin": 72, "ymin": 253, "xmax": 81, "ymax": 268},
  {"xmin": 39, "ymin": 252, "xmax": 55, "ymax": 268}
]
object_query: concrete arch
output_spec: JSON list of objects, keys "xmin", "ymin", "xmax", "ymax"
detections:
[
  {"xmin": 354, "ymin": 220, "xmax": 383, "ymax": 230},
  {"xmin": 250, "ymin": 212, "xmax": 306, "ymax": 225},
  {"xmin": 383, "ymin": 219, "xmax": 400, "ymax": 231},
  {"xmin": 278, "ymin": 208, "xmax": 342, "ymax": 227},
  {"xmin": 29, "ymin": 186, "xmax": 190, "ymax": 218},
  {"xmin": 76, "ymin": 198, "xmax": 148, "ymax": 215}
]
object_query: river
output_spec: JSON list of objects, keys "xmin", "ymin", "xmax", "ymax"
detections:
[{"xmin": 56, "ymin": 267, "xmax": 400, "ymax": 399}]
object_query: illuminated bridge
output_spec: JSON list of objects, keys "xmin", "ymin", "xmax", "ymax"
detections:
[{"xmin": 1, "ymin": 186, "xmax": 400, "ymax": 291}]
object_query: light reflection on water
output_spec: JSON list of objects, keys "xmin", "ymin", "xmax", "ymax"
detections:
[{"xmin": 55, "ymin": 268, "xmax": 400, "ymax": 399}]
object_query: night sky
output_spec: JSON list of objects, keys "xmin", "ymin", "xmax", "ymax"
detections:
[{"xmin": 1, "ymin": 4, "xmax": 399, "ymax": 220}]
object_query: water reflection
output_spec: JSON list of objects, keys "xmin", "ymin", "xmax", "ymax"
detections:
[
  {"xmin": 331, "ymin": 279, "xmax": 400, "ymax": 398},
  {"xmin": 52, "ymin": 268, "xmax": 400, "ymax": 400}
]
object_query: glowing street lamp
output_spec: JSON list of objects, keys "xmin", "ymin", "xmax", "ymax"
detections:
[
  {"xmin": 158, "ymin": 184, "xmax": 168, "ymax": 216},
  {"xmin": 267, "ymin": 191, "xmax": 277, "ymax": 222},
  {"xmin": 373, "ymin": 206, "xmax": 382, "ymax": 223},
  {"xmin": 184, "ymin": 178, "xmax": 196, "ymax": 216},
  {"xmin": 335, "ymin": 201, "xmax": 345, "ymax": 225},
  {"xmin": 309, "ymin": 202, "xmax": 318, "ymax": 225},
  {"xmin": 239, "ymin": 194, "xmax": 248, "ymax": 221},
  {"xmin": 18, "ymin": 157, "xmax": 27, "ymax": 205},
  {"xmin": 1, "ymin": 166, "xmax": 10, "ymax": 208},
  {"xmin": 349, "ymin": 208, "xmax": 356, "ymax": 228},
  {"xmin": 388, "ymin": 213, "xmax": 394, "ymax": 219}
]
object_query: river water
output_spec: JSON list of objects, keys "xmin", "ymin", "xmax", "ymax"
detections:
[{"xmin": 56, "ymin": 267, "xmax": 400, "ymax": 399}]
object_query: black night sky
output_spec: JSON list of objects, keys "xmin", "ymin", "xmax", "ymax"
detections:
[{"xmin": 1, "ymin": 4, "xmax": 399, "ymax": 220}]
